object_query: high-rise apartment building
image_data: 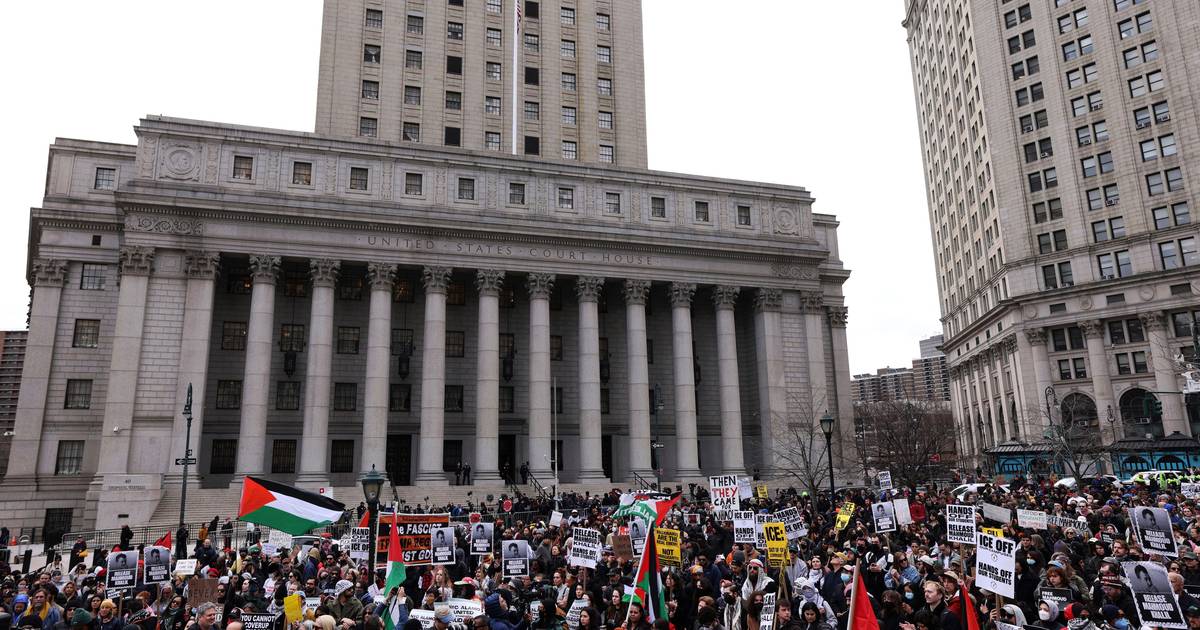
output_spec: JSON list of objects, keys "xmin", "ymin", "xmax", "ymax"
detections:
[
  {"xmin": 852, "ymin": 367, "xmax": 916, "ymax": 403},
  {"xmin": 904, "ymin": 0, "xmax": 1200, "ymax": 468},
  {"xmin": 0, "ymin": 330, "xmax": 28, "ymax": 475},
  {"xmin": 919, "ymin": 333, "xmax": 944, "ymax": 358},
  {"xmin": 315, "ymin": 0, "xmax": 648, "ymax": 168}
]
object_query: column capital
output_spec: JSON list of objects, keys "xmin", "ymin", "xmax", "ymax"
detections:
[
  {"xmin": 1003, "ymin": 335, "xmax": 1018, "ymax": 355},
  {"xmin": 422, "ymin": 266, "xmax": 453, "ymax": 293},
  {"xmin": 526, "ymin": 273, "xmax": 556, "ymax": 299},
  {"xmin": 575, "ymin": 276, "xmax": 605, "ymax": 302},
  {"xmin": 118, "ymin": 246, "xmax": 155, "ymax": 277},
  {"xmin": 367, "ymin": 262, "xmax": 397, "ymax": 291},
  {"xmin": 623, "ymin": 279, "xmax": 651, "ymax": 305},
  {"xmin": 1078, "ymin": 319, "xmax": 1104, "ymax": 339},
  {"xmin": 475, "ymin": 269, "xmax": 506, "ymax": 296},
  {"xmin": 30, "ymin": 259, "xmax": 68, "ymax": 288},
  {"xmin": 712, "ymin": 285, "xmax": 741, "ymax": 309},
  {"xmin": 1139, "ymin": 311, "xmax": 1167, "ymax": 331},
  {"xmin": 826, "ymin": 305, "xmax": 848, "ymax": 327},
  {"xmin": 310, "ymin": 258, "xmax": 341, "ymax": 288},
  {"xmin": 183, "ymin": 251, "xmax": 221, "ymax": 279},
  {"xmin": 1024, "ymin": 328, "xmax": 1047, "ymax": 345},
  {"xmin": 754, "ymin": 288, "xmax": 783, "ymax": 312},
  {"xmin": 669, "ymin": 282, "xmax": 697, "ymax": 308},
  {"xmin": 248, "ymin": 255, "xmax": 281, "ymax": 284},
  {"xmin": 799, "ymin": 291, "xmax": 825, "ymax": 313}
]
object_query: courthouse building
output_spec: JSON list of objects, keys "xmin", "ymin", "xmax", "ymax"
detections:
[{"xmin": 2, "ymin": 0, "xmax": 855, "ymax": 531}]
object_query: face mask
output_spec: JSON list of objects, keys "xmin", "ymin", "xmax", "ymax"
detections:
[
  {"xmin": 1114, "ymin": 620, "xmax": 1129, "ymax": 630},
  {"xmin": 1039, "ymin": 611, "xmax": 1053, "ymax": 621},
  {"xmin": 841, "ymin": 574, "xmax": 851, "ymax": 583},
  {"xmin": 1026, "ymin": 559, "xmax": 1036, "ymax": 565},
  {"xmin": 904, "ymin": 593, "xmax": 914, "ymax": 601}
]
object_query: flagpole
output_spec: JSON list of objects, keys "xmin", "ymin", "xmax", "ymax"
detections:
[
  {"xmin": 510, "ymin": 0, "xmax": 519, "ymax": 155},
  {"xmin": 846, "ymin": 561, "xmax": 859, "ymax": 630}
]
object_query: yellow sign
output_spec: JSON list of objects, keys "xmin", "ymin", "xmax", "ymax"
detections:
[
  {"xmin": 654, "ymin": 527, "xmax": 681, "ymax": 567},
  {"xmin": 764, "ymin": 522, "xmax": 788, "ymax": 568},
  {"xmin": 284, "ymin": 594, "xmax": 304, "ymax": 624},
  {"xmin": 836, "ymin": 502, "xmax": 855, "ymax": 531},
  {"xmin": 755, "ymin": 483, "xmax": 769, "ymax": 499},
  {"xmin": 981, "ymin": 526, "xmax": 1003, "ymax": 538}
]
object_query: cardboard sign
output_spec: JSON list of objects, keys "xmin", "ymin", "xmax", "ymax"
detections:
[
  {"xmin": 174, "ymin": 559, "xmax": 197, "ymax": 576},
  {"xmin": 430, "ymin": 526, "xmax": 456, "ymax": 565},
  {"xmin": 569, "ymin": 527, "xmax": 602, "ymax": 569},
  {"xmin": 976, "ymin": 533, "xmax": 1016, "ymax": 599},
  {"xmin": 764, "ymin": 522, "xmax": 787, "ymax": 569},
  {"xmin": 143, "ymin": 546, "xmax": 171, "ymax": 584},
  {"xmin": 733, "ymin": 511, "xmax": 756, "ymax": 544},
  {"xmin": 878, "ymin": 471, "xmax": 893, "ymax": 491},
  {"xmin": 836, "ymin": 502, "xmax": 855, "ymax": 531},
  {"xmin": 268, "ymin": 529, "xmax": 293, "ymax": 553},
  {"xmin": 655, "ymin": 527, "xmax": 682, "ymax": 567},
  {"xmin": 872, "ymin": 502, "xmax": 896, "ymax": 533},
  {"xmin": 380, "ymin": 513, "xmax": 452, "ymax": 565},
  {"xmin": 1129, "ymin": 506, "xmax": 1178, "ymax": 557},
  {"xmin": 469, "ymin": 522, "xmax": 494, "ymax": 556},
  {"xmin": 1123, "ymin": 561, "xmax": 1185, "ymax": 628},
  {"xmin": 777, "ymin": 507, "xmax": 807, "ymax": 540},
  {"xmin": 502, "ymin": 539, "xmax": 530, "ymax": 577},
  {"xmin": 106, "ymin": 550, "xmax": 139, "ymax": 591},
  {"xmin": 283, "ymin": 594, "xmax": 303, "ymax": 624},
  {"xmin": 946, "ymin": 505, "xmax": 977, "ymax": 545},
  {"xmin": 893, "ymin": 498, "xmax": 913, "ymax": 526},
  {"xmin": 981, "ymin": 502, "xmax": 1012, "ymax": 524},
  {"xmin": 189, "ymin": 578, "xmax": 221, "ymax": 607},
  {"xmin": 709, "ymin": 474, "xmax": 740, "ymax": 518},
  {"xmin": 241, "ymin": 613, "xmax": 279, "ymax": 630},
  {"xmin": 1017, "ymin": 509, "xmax": 1047, "ymax": 530},
  {"xmin": 348, "ymin": 527, "xmax": 370, "ymax": 561},
  {"xmin": 612, "ymin": 535, "xmax": 634, "ymax": 562}
]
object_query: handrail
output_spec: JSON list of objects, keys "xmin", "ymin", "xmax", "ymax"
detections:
[
  {"xmin": 631, "ymin": 471, "xmax": 658, "ymax": 491},
  {"xmin": 526, "ymin": 472, "xmax": 552, "ymax": 499}
]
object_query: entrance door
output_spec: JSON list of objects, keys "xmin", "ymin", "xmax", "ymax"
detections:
[
  {"xmin": 499, "ymin": 435, "xmax": 517, "ymax": 483},
  {"xmin": 386, "ymin": 435, "xmax": 412, "ymax": 486},
  {"xmin": 602, "ymin": 435, "xmax": 613, "ymax": 480}
]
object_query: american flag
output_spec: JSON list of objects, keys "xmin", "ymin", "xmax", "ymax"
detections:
[{"xmin": 516, "ymin": 0, "xmax": 522, "ymax": 27}]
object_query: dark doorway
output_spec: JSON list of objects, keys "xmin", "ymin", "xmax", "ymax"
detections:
[
  {"xmin": 386, "ymin": 434, "xmax": 412, "ymax": 486},
  {"xmin": 602, "ymin": 435, "xmax": 613, "ymax": 479},
  {"xmin": 499, "ymin": 434, "xmax": 517, "ymax": 483}
]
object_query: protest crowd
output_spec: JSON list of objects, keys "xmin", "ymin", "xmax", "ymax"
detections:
[{"xmin": 2, "ymin": 473, "xmax": 1200, "ymax": 630}]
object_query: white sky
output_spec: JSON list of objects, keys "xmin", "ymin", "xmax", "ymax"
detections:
[{"xmin": 0, "ymin": 1, "xmax": 940, "ymax": 375}]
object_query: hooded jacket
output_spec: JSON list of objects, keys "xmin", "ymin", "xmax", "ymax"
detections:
[
  {"xmin": 484, "ymin": 593, "xmax": 529, "ymax": 630},
  {"xmin": 792, "ymin": 579, "xmax": 836, "ymax": 628}
]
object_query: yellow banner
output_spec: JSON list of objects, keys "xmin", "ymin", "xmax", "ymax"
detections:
[
  {"xmin": 836, "ymin": 502, "xmax": 855, "ymax": 531},
  {"xmin": 654, "ymin": 527, "xmax": 682, "ymax": 567},
  {"xmin": 764, "ymin": 522, "xmax": 788, "ymax": 569},
  {"xmin": 755, "ymin": 483, "xmax": 769, "ymax": 499}
]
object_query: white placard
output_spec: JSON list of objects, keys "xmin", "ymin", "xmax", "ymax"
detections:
[
  {"xmin": 349, "ymin": 527, "xmax": 370, "ymax": 560},
  {"xmin": 549, "ymin": 511, "xmax": 563, "ymax": 527},
  {"xmin": 1123, "ymin": 561, "xmax": 1185, "ymax": 628},
  {"xmin": 430, "ymin": 526, "xmax": 456, "ymax": 565},
  {"xmin": 946, "ymin": 505, "xmax": 977, "ymax": 545},
  {"xmin": 709, "ymin": 475, "xmax": 740, "ymax": 517},
  {"xmin": 1017, "ymin": 509, "xmax": 1047, "ymax": 530},
  {"xmin": 893, "ymin": 498, "xmax": 912, "ymax": 526},
  {"xmin": 976, "ymin": 533, "xmax": 1016, "ymax": 599},
  {"xmin": 568, "ymin": 527, "xmax": 601, "ymax": 568},
  {"xmin": 981, "ymin": 502, "xmax": 1012, "ymax": 524},
  {"xmin": 877, "ymin": 471, "xmax": 893, "ymax": 491},
  {"xmin": 776, "ymin": 507, "xmax": 807, "ymax": 540},
  {"xmin": 1183, "ymin": 483, "xmax": 1200, "ymax": 499},
  {"xmin": 174, "ymin": 559, "xmax": 197, "ymax": 576},
  {"xmin": 733, "ymin": 511, "xmax": 756, "ymax": 544},
  {"xmin": 759, "ymin": 592, "xmax": 777, "ymax": 630},
  {"xmin": 754, "ymin": 513, "xmax": 770, "ymax": 548},
  {"xmin": 737, "ymin": 476, "xmax": 753, "ymax": 499},
  {"xmin": 143, "ymin": 546, "xmax": 171, "ymax": 584},
  {"xmin": 268, "ymin": 529, "xmax": 293, "ymax": 552},
  {"xmin": 1129, "ymin": 506, "xmax": 1178, "ymax": 557}
]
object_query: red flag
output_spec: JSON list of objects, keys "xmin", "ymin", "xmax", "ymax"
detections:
[
  {"xmin": 849, "ymin": 566, "xmax": 880, "ymax": 630},
  {"xmin": 154, "ymin": 532, "xmax": 172, "ymax": 549},
  {"xmin": 959, "ymin": 582, "xmax": 981, "ymax": 630}
]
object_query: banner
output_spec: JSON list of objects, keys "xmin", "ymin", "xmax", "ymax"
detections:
[
  {"xmin": 381, "ymin": 513, "xmax": 452, "ymax": 565},
  {"xmin": 143, "ymin": 546, "xmax": 171, "ymax": 584},
  {"xmin": 975, "ymin": 533, "xmax": 1016, "ymax": 599},
  {"xmin": 106, "ymin": 550, "xmax": 139, "ymax": 591},
  {"xmin": 981, "ymin": 502, "xmax": 1012, "ymax": 524},
  {"xmin": 655, "ymin": 528, "xmax": 682, "ymax": 567},
  {"xmin": 709, "ymin": 475, "xmax": 740, "ymax": 518},
  {"xmin": 776, "ymin": 507, "xmax": 807, "ymax": 540},
  {"xmin": 469, "ymin": 522, "xmax": 494, "ymax": 556},
  {"xmin": 431, "ymin": 526, "xmax": 456, "ymax": 565},
  {"xmin": 893, "ymin": 498, "xmax": 912, "ymax": 526},
  {"xmin": 871, "ymin": 502, "xmax": 896, "ymax": 533},
  {"xmin": 1017, "ymin": 509, "xmax": 1047, "ymax": 530},
  {"xmin": 764, "ymin": 522, "xmax": 787, "ymax": 569},
  {"xmin": 836, "ymin": 502, "xmax": 855, "ymax": 531},
  {"xmin": 1123, "ymin": 561, "xmax": 1185, "ymax": 629},
  {"xmin": 502, "ymin": 539, "xmax": 530, "ymax": 577},
  {"xmin": 733, "ymin": 511, "xmax": 756, "ymax": 544},
  {"xmin": 348, "ymin": 527, "xmax": 370, "ymax": 561},
  {"xmin": 946, "ymin": 505, "xmax": 976, "ymax": 545},
  {"xmin": 877, "ymin": 471, "xmax": 893, "ymax": 491},
  {"xmin": 1130, "ymin": 506, "xmax": 1178, "ymax": 557},
  {"xmin": 568, "ymin": 527, "xmax": 601, "ymax": 568}
]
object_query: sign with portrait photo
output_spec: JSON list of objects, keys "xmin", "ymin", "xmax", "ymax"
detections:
[
  {"xmin": 1129, "ymin": 506, "xmax": 1178, "ymax": 557},
  {"xmin": 469, "ymin": 522, "xmax": 494, "ymax": 556},
  {"xmin": 502, "ymin": 539, "xmax": 530, "ymax": 577},
  {"xmin": 1122, "ymin": 561, "xmax": 1185, "ymax": 629},
  {"xmin": 872, "ymin": 502, "xmax": 896, "ymax": 533},
  {"xmin": 106, "ymin": 550, "xmax": 139, "ymax": 591},
  {"xmin": 143, "ymin": 546, "xmax": 171, "ymax": 584},
  {"xmin": 430, "ymin": 526, "xmax": 456, "ymax": 565}
]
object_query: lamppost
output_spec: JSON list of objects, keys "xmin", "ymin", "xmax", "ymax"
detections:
[
  {"xmin": 820, "ymin": 411, "xmax": 835, "ymax": 499},
  {"xmin": 359, "ymin": 466, "xmax": 386, "ymax": 568},
  {"xmin": 652, "ymin": 383, "xmax": 665, "ymax": 488},
  {"xmin": 1044, "ymin": 386, "xmax": 1058, "ymax": 425},
  {"xmin": 178, "ymin": 383, "xmax": 194, "ymax": 530}
]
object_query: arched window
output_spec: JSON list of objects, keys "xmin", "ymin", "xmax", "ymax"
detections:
[
  {"xmin": 1157, "ymin": 455, "xmax": 1185, "ymax": 470},
  {"xmin": 1123, "ymin": 455, "xmax": 1150, "ymax": 472},
  {"xmin": 1061, "ymin": 393, "xmax": 1098, "ymax": 428},
  {"xmin": 1120, "ymin": 388, "xmax": 1164, "ymax": 438}
]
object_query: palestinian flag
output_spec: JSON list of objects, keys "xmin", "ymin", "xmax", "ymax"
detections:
[
  {"xmin": 383, "ymin": 521, "xmax": 407, "ymax": 630},
  {"xmin": 613, "ymin": 492, "xmax": 681, "ymax": 526},
  {"xmin": 237, "ymin": 476, "xmax": 345, "ymax": 535},
  {"xmin": 629, "ymin": 522, "xmax": 667, "ymax": 623}
]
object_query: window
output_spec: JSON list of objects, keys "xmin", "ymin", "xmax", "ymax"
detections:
[
  {"xmin": 447, "ymin": 21, "xmax": 463, "ymax": 40},
  {"xmin": 336, "ymin": 327, "xmax": 361, "ymax": 354},
  {"xmin": 1042, "ymin": 261, "xmax": 1073, "ymax": 288},
  {"xmin": 220, "ymin": 321, "xmax": 247, "ymax": 351},
  {"xmin": 599, "ymin": 145, "xmax": 614, "ymax": 163},
  {"xmin": 405, "ymin": 172, "xmax": 423, "ymax": 195},
  {"xmin": 330, "ymin": 440, "xmax": 355, "ymax": 474},
  {"xmin": 287, "ymin": 161, "xmax": 312, "ymax": 188},
  {"xmin": 406, "ymin": 50, "xmax": 423, "ymax": 69},
  {"xmin": 694, "ymin": 200, "xmax": 710, "ymax": 222},
  {"xmin": 506, "ymin": 181, "xmax": 525, "ymax": 204},
  {"xmin": 349, "ymin": 167, "xmax": 369, "ymax": 190},
  {"xmin": 333, "ymin": 383, "xmax": 357, "ymax": 411},
  {"xmin": 403, "ymin": 85, "xmax": 422, "ymax": 106},
  {"xmin": 486, "ymin": 28, "xmax": 503, "ymax": 47},
  {"xmin": 64, "ymin": 379, "xmax": 92, "ymax": 409},
  {"xmin": 271, "ymin": 440, "xmax": 297, "ymax": 474},
  {"xmin": 55, "ymin": 441, "xmax": 85, "ymax": 475},
  {"xmin": 598, "ymin": 111, "xmax": 613, "ymax": 129},
  {"xmin": 1097, "ymin": 250, "xmax": 1133, "ymax": 279},
  {"xmin": 558, "ymin": 187, "xmax": 574, "ymax": 209},
  {"xmin": 209, "ymin": 440, "xmax": 236, "ymax": 475},
  {"xmin": 1032, "ymin": 198, "xmax": 1063, "ymax": 223},
  {"xmin": 276, "ymin": 381, "xmax": 301, "ymax": 410},
  {"xmin": 549, "ymin": 335, "xmax": 564, "ymax": 361},
  {"xmin": 1092, "ymin": 217, "xmax": 1125, "ymax": 242},
  {"xmin": 597, "ymin": 77, "xmax": 612, "ymax": 95},
  {"xmin": 364, "ymin": 8, "xmax": 383, "ymax": 28},
  {"xmin": 1051, "ymin": 327, "xmax": 1086, "ymax": 352},
  {"xmin": 445, "ymin": 91, "xmax": 462, "ymax": 111},
  {"xmin": 446, "ymin": 331, "xmax": 465, "ymax": 357},
  {"xmin": 561, "ymin": 106, "xmax": 577, "ymax": 125},
  {"xmin": 1119, "ymin": 12, "xmax": 1152, "ymax": 38},
  {"xmin": 280, "ymin": 324, "xmax": 306, "ymax": 352},
  {"xmin": 390, "ymin": 329, "xmax": 415, "ymax": 356},
  {"xmin": 457, "ymin": 177, "xmax": 475, "ymax": 200},
  {"xmin": 94, "ymin": 167, "xmax": 116, "ymax": 190},
  {"xmin": 363, "ymin": 44, "xmax": 382, "ymax": 64},
  {"xmin": 597, "ymin": 45, "xmax": 612, "ymax": 63},
  {"xmin": 67, "ymin": 319, "xmax": 101, "ymax": 349},
  {"xmin": 1159, "ymin": 134, "xmax": 1177, "ymax": 157},
  {"xmin": 486, "ymin": 62, "xmax": 502, "ymax": 81},
  {"xmin": 1152, "ymin": 202, "xmax": 1191, "ymax": 229},
  {"xmin": 599, "ymin": 388, "xmax": 610, "ymax": 414},
  {"xmin": 597, "ymin": 13, "xmax": 610, "ymax": 30},
  {"xmin": 524, "ymin": 136, "xmax": 540, "ymax": 155},
  {"xmin": 1114, "ymin": 0, "xmax": 1147, "ymax": 10},
  {"xmin": 1038, "ymin": 229, "xmax": 1067, "ymax": 253},
  {"xmin": 485, "ymin": 132, "xmax": 501, "ymax": 151},
  {"xmin": 646, "ymin": 339, "xmax": 654, "ymax": 364},
  {"xmin": 446, "ymin": 281, "xmax": 466, "ymax": 306},
  {"xmin": 359, "ymin": 117, "xmax": 378, "ymax": 138},
  {"xmin": 562, "ymin": 141, "xmax": 577, "ymax": 160},
  {"xmin": 524, "ymin": 67, "xmax": 539, "ymax": 85},
  {"xmin": 1173, "ymin": 310, "xmax": 1200, "ymax": 337},
  {"xmin": 524, "ymin": 33, "xmax": 540, "ymax": 52},
  {"xmin": 561, "ymin": 73, "xmax": 576, "ymax": 91},
  {"xmin": 499, "ymin": 386, "xmax": 515, "ymax": 413},
  {"xmin": 604, "ymin": 192, "xmax": 621, "ymax": 214},
  {"xmin": 1160, "ymin": 237, "xmax": 1198, "ymax": 269},
  {"xmin": 651, "ymin": 196, "xmax": 667, "ymax": 218},
  {"xmin": 446, "ymin": 55, "xmax": 464, "ymax": 75},
  {"xmin": 233, "ymin": 155, "xmax": 254, "ymax": 180},
  {"xmin": 737, "ymin": 204, "xmax": 752, "ymax": 226},
  {"xmin": 486, "ymin": 0, "xmax": 502, "ymax": 14},
  {"xmin": 389, "ymin": 383, "xmax": 412, "ymax": 412},
  {"xmin": 524, "ymin": 101, "xmax": 540, "ymax": 121},
  {"xmin": 561, "ymin": 6, "xmax": 575, "ymax": 24},
  {"xmin": 215, "ymin": 380, "xmax": 242, "ymax": 409},
  {"xmin": 77, "ymin": 263, "xmax": 106, "ymax": 291},
  {"xmin": 407, "ymin": 14, "xmax": 424, "ymax": 34},
  {"xmin": 561, "ymin": 40, "xmax": 576, "ymax": 58},
  {"xmin": 394, "ymin": 282, "xmax": 414, "ymax": 306},
  {"xmin": 444, "ymin": 126, "xmax": 461, "ymax": 146},
  {"xmin": 445, "ymin": 385, "xmax": 464, "ymax": 412},
  {"xmin": 525, "ymin": 1, "xmax": 539, "ymax": 19}
]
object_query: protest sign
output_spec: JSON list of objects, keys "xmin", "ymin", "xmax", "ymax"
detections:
[
  {"xmin": 241, "ymin": 613, "xmax": 278, "ymax": 630},
  {"xmin": 612, "ymin": 535, "xmax": 634, "ymax": 562},
  {"xmin": 1183, "ymin": 483, "xmax": 1200, "ymax": 499},
  {"xmin": 946, "ymin": 505, "xmax": 977, "ymax": 545},
  {"xmin": 1129, "ymin": 506, "xmax": 1178, "ymax": 557},
  {"xmin": 738, "ymin": 476, "xmax": 753, "ymax": 499},
  {"xmin": 106, "ymin": 550, "xmax": 139, "ymax": 591},
  {"xmin": 1017, "ymin": 509, "xmax": 1047, "ymax": 530},
  {"xmin": 655, "ymin": 528, "xmax": 682, "ymax": 567},
  {"xmin": 877, "ymin": 470, "xmax": 893, "ymax": 491},
  {"xmin": 872, "ymin": 502, "xmax": 896, "ymax": 533},
  {"xmin": 568, "ymin": 527, "xmax": 602, "ymax": 568},
  {"xmin": 268, "ymin": 529, "xmax": 293, "ymax": 552},
  {"xmin": 190, "ymin": 578, "xmax": 221, "ymax": 607},
  {"xmin": 143, "ymin": 546, "xmax": 171, "ymax": 584},
  {"xmin": 709, "ymin": 475, "xmax": 740, "ymax": 518},
  {"xmin": 349, "ymin": 527, "xmax": 370, "ymax": 561},
  {"xmin": 733, "ymin": 511, "xmax": 756, "ymax": 544},
  {"xmin": 442, "ymin": 599, "xmax": 484, "ymax": 622},
  {"xmin": 283, "ymin": 594, "xmax": 303, "ymax": 624},
  {"xmin": 995, "ymin": 623, "xmax": 1021, "ymax": 630},
  {"xmin": 431, "ymin": 526, "xmax": 456, "ymax": 565},
  {"xmin": 565, "ymin": 599, "xmax": 588, "ymax": 629},
  {"xmin": 755, "ymin": 483, "xmax": 769, "ymax": 499},
  {"xmin": 981, "ymin": 526, "xmax": 1004, "ymax": 538},
  {"xmin": 893, "ymin": 498, "xmax": 913, "ymax": 526},
  {"xmin": 469, "ymin": 522, "xmax": 494, "ymax": 556},
  {"xmin": 304, "ymin": 597, "xmax": 321, "ymax": 615},
  {"xmin": 550, "ymin": 511, "xmax": 563, "ymax": 528},
  {"xmin": 777, "ymin": 507, "xmax": 807, "ymax": 540},
  {"xmin": 174, "ymin": 559, "xmax": 197, "ymax": 576},
  {"xmin": 381, "ymin": 513, "xmax": 452, "ymax": 565},
  {"xmin": 981, "ymin": 502, "xmax": 1012, "ymax": 524},
  {"xmin": 764, "ymin": 522, "xmax": 787, "ymax": 569},
  {"xmin": 836, "ymin": 502, "xmax": 855, "ymax": 531},
  {"xmin": 1123, "ymin": 561, "xmax": 1185, "ymax": 629},
  {"xmin": 408, "ymin": 610, "xmax": 435, "ymax": 629},
  {"xmin": 1047, "ymin": 514, "xmax": 1092, "ymax": 537},
  {"xmin": 629, "ymin": 518, "xmax": 649, "ymax": 555},
  {"xmin": 975, "ymin": 533, "xmax": 1016, "ymax": 599},
  {"xmin": 1039, "ymin": 588, "xmax": 1071, "ymax": 614},
  {"xmin": 760, "ymin": 592, "xmax": 777, "ymax": 630},
  {"xmin": 503, "ymin": 539, "xmax": 530, "ymax": 577},
  {"xmin": 755, "ymin": 513, "xmax": 770, "ymax": 548}
]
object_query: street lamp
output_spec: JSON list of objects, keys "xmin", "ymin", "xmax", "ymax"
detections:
[
  {"xmin": 359, "ymin": 465, "xmax": 386, "ymax": 568},
  {"xmin": 820, "ymin": 411, "xmax": 835, "ymax": 500},
  {"xmin": 1044, "ymin": 386, "xmax": 1058, "ymax": 425}
]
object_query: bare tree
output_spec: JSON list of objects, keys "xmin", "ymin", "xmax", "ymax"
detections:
[
  {"xmin": 765, "ymin": 393, "xmax": 859, "ymax": 495},
  {"xmin": 1023, "ymin": 390, "xmax": 1106, "ymax": 479},
  {"xmin": 854, "ymin": 400, "xmax": 958, "ymax": 487}
]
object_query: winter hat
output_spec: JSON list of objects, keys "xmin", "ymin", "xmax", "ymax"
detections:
[
  {"xmin": 70, "ymin": 610, "xmax": 94, "ymax": 627},
  {"xmin": 1101, "ymin": 604, "xmax": 1121, "ymax": 623},
  {"xmin": 1066, "ymin": 619, "xmax": 1096, "ymax": 630},
  {"xmin": 435, "ymin": 607, "xmax": 455, "ymax": 625},
  {"xmin": 335, "ymin": 580, "xmax": 354, "ymax": 596}
]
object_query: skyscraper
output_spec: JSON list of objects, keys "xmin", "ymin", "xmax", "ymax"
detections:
[{"xmin": 904, "ymin": 0, "xmax": 1200, "ymax": 469}]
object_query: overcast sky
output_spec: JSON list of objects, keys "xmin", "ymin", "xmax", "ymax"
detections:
[{"xmin": 0, "ymin": 1, "xmax": 939, "ymax": 375}]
